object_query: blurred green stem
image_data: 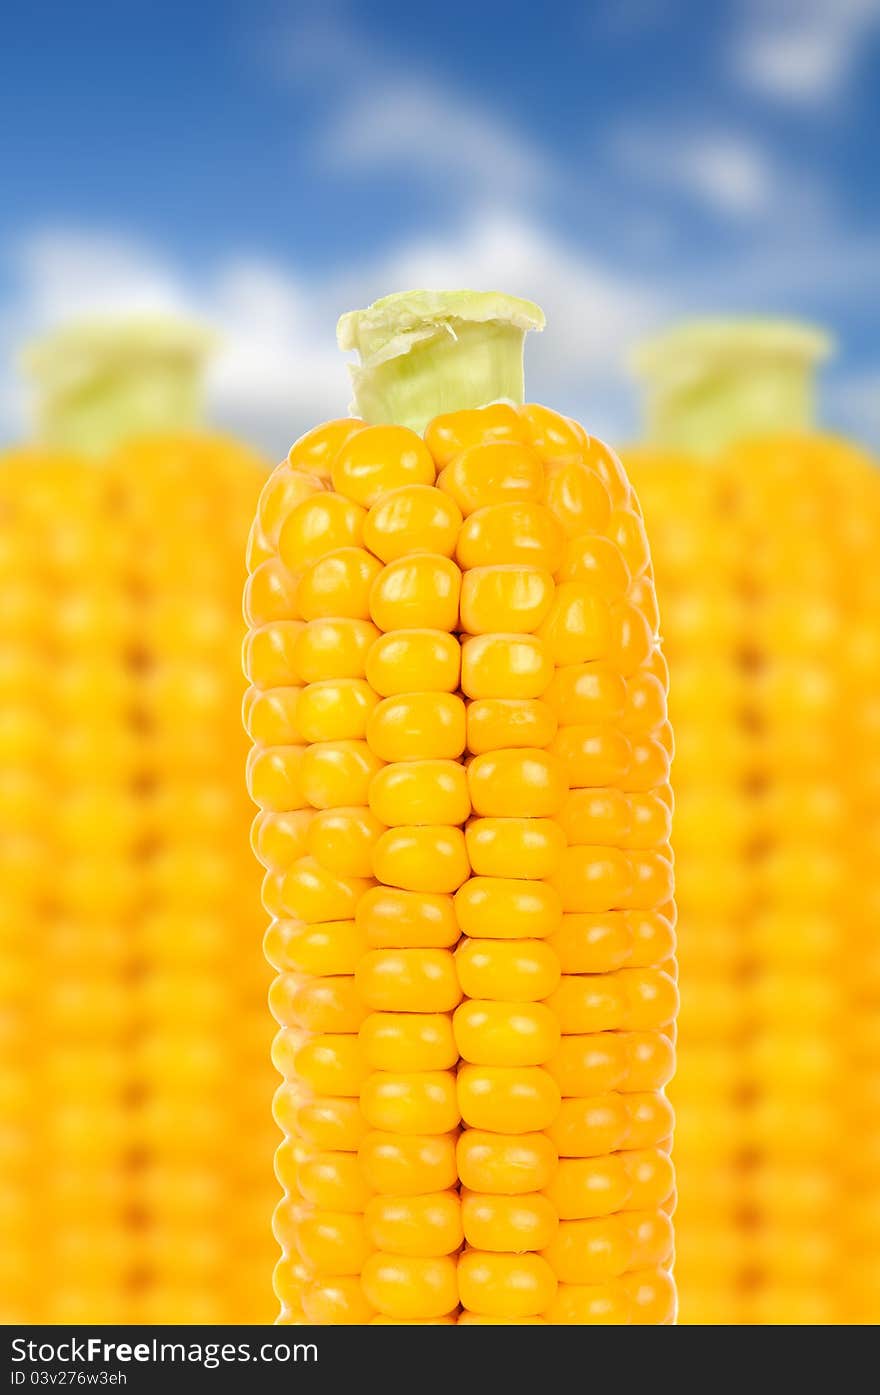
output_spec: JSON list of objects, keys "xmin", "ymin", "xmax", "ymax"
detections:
[
  {"xmin": 23, "ymin": 319, "xmax": 215, "ymax": 456},
  {"xmin": 632, "ymin": 320, "xmax": 832, "ymax": 455}
]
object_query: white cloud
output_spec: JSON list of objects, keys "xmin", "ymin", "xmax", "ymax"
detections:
[
  {"xmin": 16, "ymin": 230, "xmax": 191, "ymax": 321},
  {"xmin": 733, "ymin": 0, "xmax": 880, "ymax": 104},
  {"xmin": 314, "ymin": 82, "xmax": 551, "ymax": 198},
  {"xmin": 280, "ymin": 12, "xmax": 557, "ymax": 201},
  {"xmin": 612, "ymin": 124, "xmax": 825, "ymax": 222},
  {"xmin": 0, "ymin": 214, "xmax": 669, "ymax": 458},
  {"xmin": 672, "ymin": 136, "xmax": 771, "ymax": 216}
]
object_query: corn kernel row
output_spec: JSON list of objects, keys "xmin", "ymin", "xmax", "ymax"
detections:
[{"xmin": 626, "ymin": 454, "xmax": 747, "ymax": 1323}]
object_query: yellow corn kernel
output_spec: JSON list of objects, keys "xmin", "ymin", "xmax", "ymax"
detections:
[
  {"xmin": 370, "ymin": 555, "xmax": 461, "ymax": 633},
  {"xmin": 461, "ymin": 1191, "xmax": 558, "ymax": 1252},
  {"xmin": 467, "ymin": 749, "xmax": 567, "ymax": 818},
  {"xmin": 278, "ymin": 492, "xmax": 366, "ymax": 570},
  {"xmin": 608, "ymin": 507, "xmax": 650, "ymax": 576},
  {"xmin": 454, "ymin": 878, "xmax": 562, "ymax": 940},
  {"xmin": 359, "ymin": 1132, "xmax": 459, "ymax": 1196},
  {"xmin": 301, "ymin": 1276, "xmax": 375, "ymax": 1325},
  {"xmin": 464, "ymin": 817, "xmax": 564, "ymax": 880},
  {"xmin": 357, "ymin": 887, "xmax": 460, "ymax": 949},
  {"xmin": 255, "ymin": 462, "xmax": 318, "ymax": 554},
  {"xmin": 423, "ymin": 403, "xmax": 524, "ymax": 466},
  {"xmin": 299, "ymin": 739, "xmax": 383, "ymax": 810},
  {"xmin": 288, "ymin": 418, "xmax": 366, "ymax": 480},
  {"xmin": 278, "ymin": 975, "xmax": 367, "ymax": 1034},
  {"xmin": 438, "ymin": 442, "xmax": 544, "ymax": 515},
  {"xmin": 538, "ymin": 583, "xmax": 611, "ymax": 665},
  {"xmin": 294, "ymin": 1212, "xmax": 372, "ymax": 1276},
  {"xmin": 253, "ymin": 810, "xmax": 313, "ymax": 871},
  {"xmin": 557, "ymin": 788, "xmax": 631, "ymax": 846},
  {"xmin": 268, "ymin": 919, "xmax": 364, "ymax": 976},
  {"xmin": 365, "ymin": 629, "xmax": 461, "ymax": 696},
  {"xmin": 361, "ymin": 1071, "xmax": 460, "ymax": 1135},
  {"xmin": 456, "ymin": 1130, "xmax": 558, "ymax": 1194},
  {"xmin": 550, "ymin": 726, "xmax": 632, "ymax": 789},
  {"xmin": 365, "ymin": 1192, "xmax": 463, "ymax": 1256},
  {"xmin": 360, "ymin": 1012, "xmax": 458, "ymax": 1071},
  {"xmin": 453, "ymin": 1000, "xmax": 560, "ymax": 1067},
  {"xmin": 293, "ymin": 618, "xmax": 379, "ymax": 683},
  {"xmin": 244, "ymin": 556, "xmax": 300, "ymax": 625},
  {"xmin": 295, "ymin": 679, "xmax": 378, "ymax": 742},
  {"xmin": 361, "ymin": 1253, "xmax": 458, "ymax": 1320},
  {"xmin": 455, "ymin": 937, "xmax": 561, "ymax": 1001},
  {"xmin": 549, "ymin": 846, "xmax": 632, "ymax": 913},
  {"xmin": 544, "ymin": 663, "xmax": 626, "ymax": 725},
  {"xmin": 279, "ymin": 858, "xmax": 371, "ymax": 924},
  {"xmin": 542, "ymin": 463, "xmax": 612, "ymax": 541},
  {"xmin": 557, "ymin": 534, "xmax": 630, "ymax": 598},
  {"xmin": 246, "ymin": 745, "xmax": 307, "ymax": 812},
  {"xmin": 465, "ymin": 699, "xmax": 557, "ymax": 756},
  {"xmin": 456, "ymin": 501, "xmax": 565, "ymax": 572},
  {"xmin": 458, "ymin": 1064, "xmax": 561, "ymax": 1133},
  {"xmin": 273, "ymin": 1255, "xmax": 309, "ymax": 1314},
  {"xmin": 607, "ymin": 603, "xmax": 654, "ymax": 676},
  {"xmin": 307, "ymin": 807, "xmax": 385, "ymax": 879},
  {"xmin": 244, "ymin": 621, "xmax": 304, "ymax": 689},
  {"xmin": 621, "ymin": 670, "xmax": 667, "ymax": 733},
  {"xmin": 367, "ymin": 694, "xmax": 467, "ymax": 762},
  {"xmin": 295, "ymin": 1152, "xmax": 373, "ymax": 1212},
  {"xmin": 369, "ymin": 761, "xmax": 469, "ymax": 828},
  {"xmin": 356, "ymin": 948, "xmax": 462, "ymax": 1014},
  {"xmin": 459, "ymin": 566, "xmax": 555, "ymax": 635},
  {"xmin": 364, "ymin": 484, "xmax": 462, "ymax": 562},
  {"xmin": 458, "ymin": 1251, "xmax": 556, "ymax": 1319},
  {"xmin": 296, "ymin": 547, "xmax": 382, "ymax": 621},
  {"xmin": 460, "ymin": 634, "xmax": 553, "ymax": 700},
  {"xmin": 371, "ymin": 825, "xmax": 470, "ymax": 894},
  {"xmin": 244, "ymin": 686, "xmax": 304, "ymax": 747},
  {"xmin": 331, "ymin": 425, "xmax": 436, "ymax": 506},
  {"xmin": 287, "ymin": 1095, "xmax": 367, "ymax": 1152}
]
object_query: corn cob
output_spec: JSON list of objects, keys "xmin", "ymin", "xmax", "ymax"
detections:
[
  {"xmin": 0, "ymin": 323, "xmax": 274, "ymax": 1322},
  {"xmin": 628, "ymin": 322, "xmax": 880, "ymax": 1325},
  {"xmin": 247, "ymin": 289, "xmax": 678, "ymax": 1325}
]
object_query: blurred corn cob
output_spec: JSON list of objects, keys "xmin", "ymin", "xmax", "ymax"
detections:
[
  {"xmin": 246, "ymin": 289, "xmax": 678, "ymax": 1325},
  {"xmin": 0, "ymin": 322, "xmax": 275, "ymax": 1322},
  {"xmin": 627, "ymin": 322, "xmax": 880, "ymax": 1324}
]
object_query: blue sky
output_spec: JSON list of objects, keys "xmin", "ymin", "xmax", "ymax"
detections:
[{"xmin": 1, "ymin": 0, "xmax": 878, "ymax": 452}]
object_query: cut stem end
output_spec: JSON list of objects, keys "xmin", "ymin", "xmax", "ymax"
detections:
[{"xmin": 337, "ymin": 290, "xmax": 545, "ymax": 433}]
